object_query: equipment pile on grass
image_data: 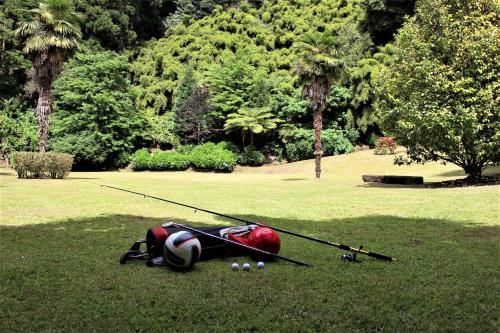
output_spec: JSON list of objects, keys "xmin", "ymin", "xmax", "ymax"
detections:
[{"xmin": 11, "ymin": 152, "xmax": 73, "ymax": 179}]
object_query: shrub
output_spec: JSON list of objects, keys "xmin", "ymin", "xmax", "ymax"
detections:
[
  {"xmin": 11, "ymin": 152, "xmax": 73, "ymax": 179},
  {"xmin": 374, "ymin": 136, "xmax": 396, "ymax": 155},
  {"xmin": 175, "ymin": 145, "xmax": 195, "ymax": 155},
  {"xmin": 262, "ymin": 143, "xmax": 284, "ymax": 163},
  {"xmin": 149, "ymin": 151, "xmax": 191, "ymax": 171},
  {"xmin": 190, "ymin": 142, "xmax": 237, "ymax": 172},
  {"xmin": 322, "ymin": 129, "xmax": 354, "ymax": 156},
  {"xmin": 216, "ymin": 141, "xmax": 238, "ymax": 152},
  {"xmin": 285, "ymin": 128, "xmax": 354, "ymax": 162},
  {"xmin": 286, "ymin": 140, "xmax": 313, "ymax": 162},
  {"xmin": 368, "ymin": 133, "xmax": 379, "ymax": 148},
  {"xmin": 0, "ymin": 98, "xmax": 38, "ymax": 160},
  {"xmin": 130, "ymin": 149, "xmax": 151, "ymax": 171},
  {"xmin": 238, "ymin": 147, "xmax": 265, "ymax": 166},
  {"xmin": 45, "ymin": 153, "xmax": 73, "ymax": 179}
]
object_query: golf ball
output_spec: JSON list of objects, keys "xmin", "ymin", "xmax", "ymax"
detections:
[
  {"xmin": 231, "ymin": 263, "xmax": 239, "ymax": 271},
  {"xmin": 256, "ymin": 261, "xmax": 264, "ymax": 269},
  {"xmin": 242, "ymin": 263, "xmax": 251, "ymax": 271}
]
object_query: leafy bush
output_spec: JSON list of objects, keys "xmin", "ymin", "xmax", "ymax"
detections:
[
  {"xmin": 374, "ymin": 136, "xmax": 396, "ymax": 155},
  {"xmin": 0, "ymin": 98, "xmax": 38, "ymax": 160},
  {"xmin": 190, "ymin": 142, "xmax": 237, "ymax": 172},
  {"xmin": 11, "ymin": 152, "xmax": 73, "ymax": 179},
  {"xmin": 45, "ymin": 153, "xmax": 74, "ymax": 179},
  {"xmin": 130, "ymin": 149, "xmax": 151, "ymax": 171},
  {"xmin": 286, "ymin": 140, "xmax": 313, "ymax": 163},
  {"xmin": 175, "ymin": 145, "xmax": 195, "ymax": 155},
  {"xmin": 149, "ymin": 151, "xmax": 191, "ymax": 171},
  {"xmin": 262, "ymin": 143, "xmax": 284, "ymax": 163},
  {"xmin": 238, "ymin": 147, "xmax": 265, "ymax": 166},
  {"xmin": 368, "ymin": 133, "xmax": 379, "ymax": 148},
  {"xmin": 216, "ymin": 141, "xmax": 238, "ymax": 152},
  {"xmin": 51, "ymin": 51, "xmax": 149, "ymax": 170},
  {"xmin": 322, "ymin": 129, "xmax": 355, "ymax": 156},
  {"xmin": 285, "ymin": 128, "xmax": 354, "ymax": 162}
]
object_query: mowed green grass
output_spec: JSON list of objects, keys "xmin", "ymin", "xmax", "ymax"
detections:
[{"xmin": 0, "ymin": 150, "xmax": 499, "ymax": 332}]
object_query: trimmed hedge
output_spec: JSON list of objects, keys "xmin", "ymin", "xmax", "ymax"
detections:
[
  {"xmin": 130, "ymin": 149, "xmax": 151, "ymax": 171},
  {"xmin": 238, "ymin": 147, "xmax": 265, "ymax": 166},
  {"xmin": 149, "ymin": 151, "xmax": 191, "ymax": 171},
  {"xmin": 11, "ymin": 152, "xmax": 73, "ymax": 179},
  {"xmin": 190, "ymin": 142, "xmax": 237, "ymax": 172},
  {"xmin": 131, "ymin": 143, "xmax": 238, "ymax": 172}
]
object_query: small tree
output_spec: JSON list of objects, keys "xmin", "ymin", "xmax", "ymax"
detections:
[
  {"xmin": 51, "ymin": 51, "xmax": 149, "ymax": 169},
  {"xmin": 224, "ymin": 107, "xmax": 280, "ymax": 148},
  {"xmin": 208, "ymin": 51, "xmax": 271, "ymax": 120},
  {"xmin": 176, "ymin": 86, "xmax": 214, "ymax": 144},
  {"xmin": 14, "ymin": 0, "xmax": 81, "ymax": 153},
  {"xmin": 292, "ymin": 32, "xmax": 344, "ymax": 178},
  {"xmin": 171, "ymin": 65, "xmax": 197, "ymax": 115},
  {"xmin": 375, "ymin": 0, "xmax": 499, "ymax": 179}
]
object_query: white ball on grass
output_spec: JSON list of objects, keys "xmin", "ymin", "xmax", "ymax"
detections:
[
  {"xmin": 231, "ymin": 263, "xmax": 239, "ymax": 271},
  {"xmin": 256, "ymin": 261, "xmax": 264, "ymax": 269},
  {"xmin": 242, "ymin": 263, "xmax": 251, "ymax": 271}
]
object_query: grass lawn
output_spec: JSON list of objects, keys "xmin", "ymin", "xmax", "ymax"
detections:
[{"xmin": 1, "ymin": 150, "xmax": 499, "ymax": 332}]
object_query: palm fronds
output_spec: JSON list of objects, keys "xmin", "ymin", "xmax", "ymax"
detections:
[{"xmin": 14, "ymin": 0, "xmax": 81, "ymax": 55}]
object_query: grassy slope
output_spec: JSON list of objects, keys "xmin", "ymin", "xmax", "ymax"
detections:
[{"xmin": 0, "ymin": 150, "xmax": 499, "ymax": 332}]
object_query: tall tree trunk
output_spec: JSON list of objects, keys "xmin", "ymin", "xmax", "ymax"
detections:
[
  {"xmin": 250, "ymin": 131, "xmax": 254, "ymax": 147},
  {"xmin": 34, "ymin": 50, "xmax": 62, "ymax": 153},
  {"xmin": 313, "ymin": 107, "xmax": 323, "ymax": 178},
  {"xmin": 36, "ymin": 85, "xmax": 51, "ymax": 153},
  {"xmin": 242, "ymin": 130, "xmax": 245, "ymax": 149},
  {"xmin": 305, "ymin": 77, "xmax": 329, "ymax": 179}
]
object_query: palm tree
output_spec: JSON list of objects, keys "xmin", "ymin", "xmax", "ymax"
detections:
[
  {"xmin": 15, "ymin": 0, "xmax": 81, "ymax": 152},
  {"xmin": 224, "ymin": 107, "xmax": 280, "ymax": 148},
  {"xmin": 292, "ymin": 32, "xmax": 344, "ymax": 178}
]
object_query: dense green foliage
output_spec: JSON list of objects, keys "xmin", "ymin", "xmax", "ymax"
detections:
[
  {"xmin": 175, "ymin": 85, "xmax": 214, "ymax": 144},
  {"xmin": 74, "ymin": 0, "xmax": 175, "ymax": 50},
  {"xmin": 375, "ymin": 0, "xmax": 500, "ymax": 178},
  {"xmin": 237, "ymin": 146, "xmax": 265, "ymax": 166},
  {"xmin": 50, "ymin": 51, "xmax": 149, "ymax": 169},
  {"xmin": 0, "ymin": 98, "xmax": 38, "ymax": 159},
  {"xmin": 14, "ymin": 0, "xmax": 500, "ymax": 175},
  {"xmin": 149, "ymin": 150, "xmax": 191, "ymax": 171},
  {"xmin": 190, "ymin": 142, "xmax": 237, "ymax": 171},
  {"xmin": 0, "ymin": 1, "xmax": 32, "ymax": 99},
  {"xmin": 130, "ymin": 148, "xmax": 151, "ymax": 171},
  {"xmin": 11, "ymin": 151, "xmax": 73, "ymax": 178},
  {"xmin": 284, "ymin": 128, "xmax": 355, "ymax": 162},
  {"xmin": 224, "ymin": 107, "xmax": 280, "ymax": 148}
]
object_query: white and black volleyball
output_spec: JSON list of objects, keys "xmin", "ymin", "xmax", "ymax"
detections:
[{"xmin": 163, "ymin": 231, "xmax": 201, "ymax": 269}]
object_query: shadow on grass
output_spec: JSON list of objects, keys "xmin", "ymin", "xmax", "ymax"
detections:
[
  {"xmin": 0, "ymin": 214, "xmax": 498, "ymax": 332},
  {"xmin": 438, "ymin": 169, "xmax": 466, "ymax": 177}
]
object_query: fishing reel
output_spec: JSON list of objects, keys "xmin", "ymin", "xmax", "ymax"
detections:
[{"xmin": 341, "ymin": 245, "xmax": 363, "ymax": 263}]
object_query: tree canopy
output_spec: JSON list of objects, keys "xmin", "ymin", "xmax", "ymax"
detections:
[{"xmin": 375, "ymin": 0, "xmax": 499, "ymax": 178}]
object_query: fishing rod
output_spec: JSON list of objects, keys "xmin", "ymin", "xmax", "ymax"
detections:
[{"xmin": 100, "ymin": 184, "xmax": 396, "ymax": 262}]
